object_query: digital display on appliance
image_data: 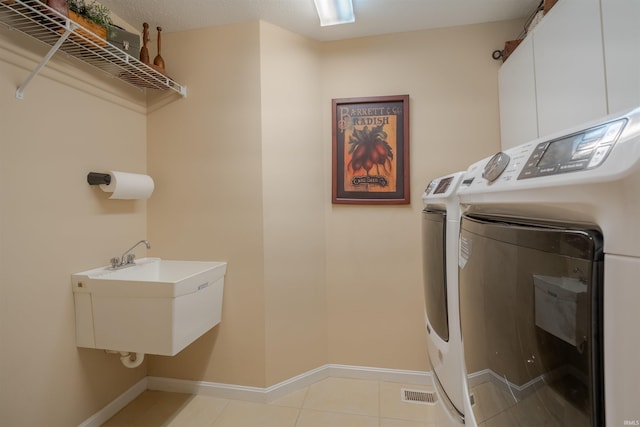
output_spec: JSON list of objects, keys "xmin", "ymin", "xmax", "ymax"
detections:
[
  {"xmin": 434, "ymin": 177, "xmax": 453, "ymax": 194},
  {"xmin": 537, "ymin": 135, "xmax": 582, "ymax": 169}
]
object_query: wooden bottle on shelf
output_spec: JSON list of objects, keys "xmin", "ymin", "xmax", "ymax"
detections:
[
  {"xmin": 139, "ymin": 22, "xmax": 150, "ymax": 64},
  {"xmin": 153, "ymin": 26, "xmax": 165, "ymax": 71}
]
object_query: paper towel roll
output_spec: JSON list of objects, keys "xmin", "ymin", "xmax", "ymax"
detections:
[{"xmin": 99, "ymin": 171, "xmax": 154, "ymax": 200}]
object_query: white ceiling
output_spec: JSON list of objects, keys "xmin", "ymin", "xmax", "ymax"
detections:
[{"xmin": 98, "ymin": 0, "xmax": 541, "ymax": 42}]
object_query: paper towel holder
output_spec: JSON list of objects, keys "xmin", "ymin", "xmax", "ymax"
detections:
[
  {"xmin": 87, "ymin": 172, "xmax": 111, "ymax": 186},
  {"xmin": 86, "ymin": 171, "xmax": 155, "ymax": 200}
]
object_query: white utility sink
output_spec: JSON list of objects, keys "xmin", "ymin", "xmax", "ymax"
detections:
[{"xmin": 72, "ymin": 257, "xmax": 227, "ymax": 357}]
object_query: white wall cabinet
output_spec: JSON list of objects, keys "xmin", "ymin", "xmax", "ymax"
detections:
[
  {"xmin": 533, "ymin": 0, "xmax": 607, "ymax": 138},
  {"xmin": 498, "ymin": 37, "xmax": 538, "ymax": 149},
  {"xmin": 601, "ymin": 0, "xmax": 640, "ymax": 114},
  {"xmin": 499, "ymin": 0, "xmax": 640, "ymax": 150}
]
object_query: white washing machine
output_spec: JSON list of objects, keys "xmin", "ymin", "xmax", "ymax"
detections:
[
  {"xmin": 456, "ymin": 106, "xmax": 640, "ymax": 426},
  {"xmin": 421, "ymin": 172, "xmax": 466, "ymax": 424}
]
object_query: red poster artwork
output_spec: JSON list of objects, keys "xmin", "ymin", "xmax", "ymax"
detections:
[{"xmin": 332, "ymin": 95, "xmax": 409, "ymax": 204}]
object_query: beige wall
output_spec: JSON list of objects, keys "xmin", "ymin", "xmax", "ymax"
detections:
[
  {"xmin": 147, "ymin": 21, "xmax": 329, "ymax": 388},
  {"xmin": 0, "ymin": 29, "xmax": 147, "ymax": 426},
  {"xmin": 321, "ymin": 22, "xmax": 518, "ymax": 370},
  {"xmin": 259, "ymin": 22, "xmax": 328, "ymax": 386},
  {"xmin": 146, "ymin": 22, "xmax": 268, "ymax": 387}
]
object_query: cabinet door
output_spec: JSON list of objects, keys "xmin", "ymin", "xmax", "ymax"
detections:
[
  {"xmin": 602, "ymin": 0, "xmax": 640, "ymax": 114},
  {"xmin": 498, "ymin": 36, "xmax": 538, "ymax": 150},
  {"xmin": 533, "ymin": 0, "xmax": 607, "ymax": 137}
]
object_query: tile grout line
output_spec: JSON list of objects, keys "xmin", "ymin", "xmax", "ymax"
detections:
[
  {"xmin": 378, "ymin": 380, "xmax": 382, "ymax": 427},
  {"xmin": 208, "ymin": 398, "xmax": 230, "ymax": 427},
  {"xmin": 293, "ymin": 384, "xmax": 310, "ymax": 426}
]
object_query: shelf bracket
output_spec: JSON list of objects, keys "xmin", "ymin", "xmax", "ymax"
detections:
[{"xmin": 16, "ymin": 28, "xmax": 72, "ymax": 100}]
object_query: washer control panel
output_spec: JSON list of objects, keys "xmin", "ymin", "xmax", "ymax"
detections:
[
  {"xmin": 422, "ymin": 172, "xmax": 465, "ymax": 203},
  {"xmin": 518, "ymin": 119, "xmax": 626, "ymax": 179}
]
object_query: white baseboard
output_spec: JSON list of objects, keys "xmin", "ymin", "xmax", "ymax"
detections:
[
  {"xmin": 146, "ymin": 376, "xmax": 269, "ymax": 403},
  {"xmin": 147, "ymin": 365, "xmax": 433, "ymax": 403},
  {"xmin": 81, "ymin": 365, "xmax": 432, "ymax": 426},
  {"xmin": 147, "ymin": 364, "xmax": 432, "ymax": 403},
  {"xmin": 78, "ymin": 377, "xmax": 147, "ymax": 427},
  {"xmin": 327, "ymin": 364, "xmax": 432, "ymax": 386}
]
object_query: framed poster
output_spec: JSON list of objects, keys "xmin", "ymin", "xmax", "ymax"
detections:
[{"xmin": 332, "ymin": 95, "xmax": 410, "ymax": 204}]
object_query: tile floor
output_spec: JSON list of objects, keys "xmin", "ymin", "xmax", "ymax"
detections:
[
  {"xmin": 470, "ymin": 380, "xmax": 588, "ymax": 427},
  {"xmin": 102, "ymin": 377, "xmax": 457, "ymax": 427}
]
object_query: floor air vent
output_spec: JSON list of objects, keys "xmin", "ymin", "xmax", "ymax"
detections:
[{"xmin": 401, "ymin": 388, "xmax": 437, "ymax": 405}]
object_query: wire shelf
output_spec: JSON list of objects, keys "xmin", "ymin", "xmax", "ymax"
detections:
[{"xmin": 0, "ymin": 0, "xmax": 186, "ymax": 98}]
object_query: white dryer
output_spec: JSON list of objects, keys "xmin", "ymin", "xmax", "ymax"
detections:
[
  {"xmin": 421, "ymin": 171, "xmax": 466, "ymax": 424},
  {"xmin": 456, "ymin": 106, "xmax": 640, "ymax": 426}
]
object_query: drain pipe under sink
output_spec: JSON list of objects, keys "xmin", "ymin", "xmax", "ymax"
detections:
[
  {"xmin": 120, "ymin": 352, "xmax": 144, "ymax": 368},
  {"xmin": 105, "ymin": 350, "xmax": 145, "ymax": 368}
]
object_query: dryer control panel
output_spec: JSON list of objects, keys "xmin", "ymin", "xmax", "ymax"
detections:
[
  {"xmin": 458, "ymin": 106, "xmax": 640, "ymax": 197},
  {"xmin": 518, "ymin": 119, "xmax": 626, "ymax": 179}
]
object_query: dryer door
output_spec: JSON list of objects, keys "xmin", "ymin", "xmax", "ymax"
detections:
[
  {"xmin": 459, "ymin": 215, "xmax": 603, "ymax": 427},
  {"xmin": 421, "ymin": 208, "xmax": 449, "ymax": 341}
]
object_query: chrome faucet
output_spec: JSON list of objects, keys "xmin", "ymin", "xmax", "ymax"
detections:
[{"xmin": 110, "ymin": 240, "xmax": 151, "ymax": 269}]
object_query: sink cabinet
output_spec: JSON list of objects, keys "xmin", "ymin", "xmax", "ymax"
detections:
[{"xmin": 72, "ymin": 258, "xmax": 226, "ymax": 356}]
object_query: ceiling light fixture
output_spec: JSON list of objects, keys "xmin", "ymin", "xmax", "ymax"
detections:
[{"xmin": 313, "ymin": 0, "xmax": 355, "ymax": 26}]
